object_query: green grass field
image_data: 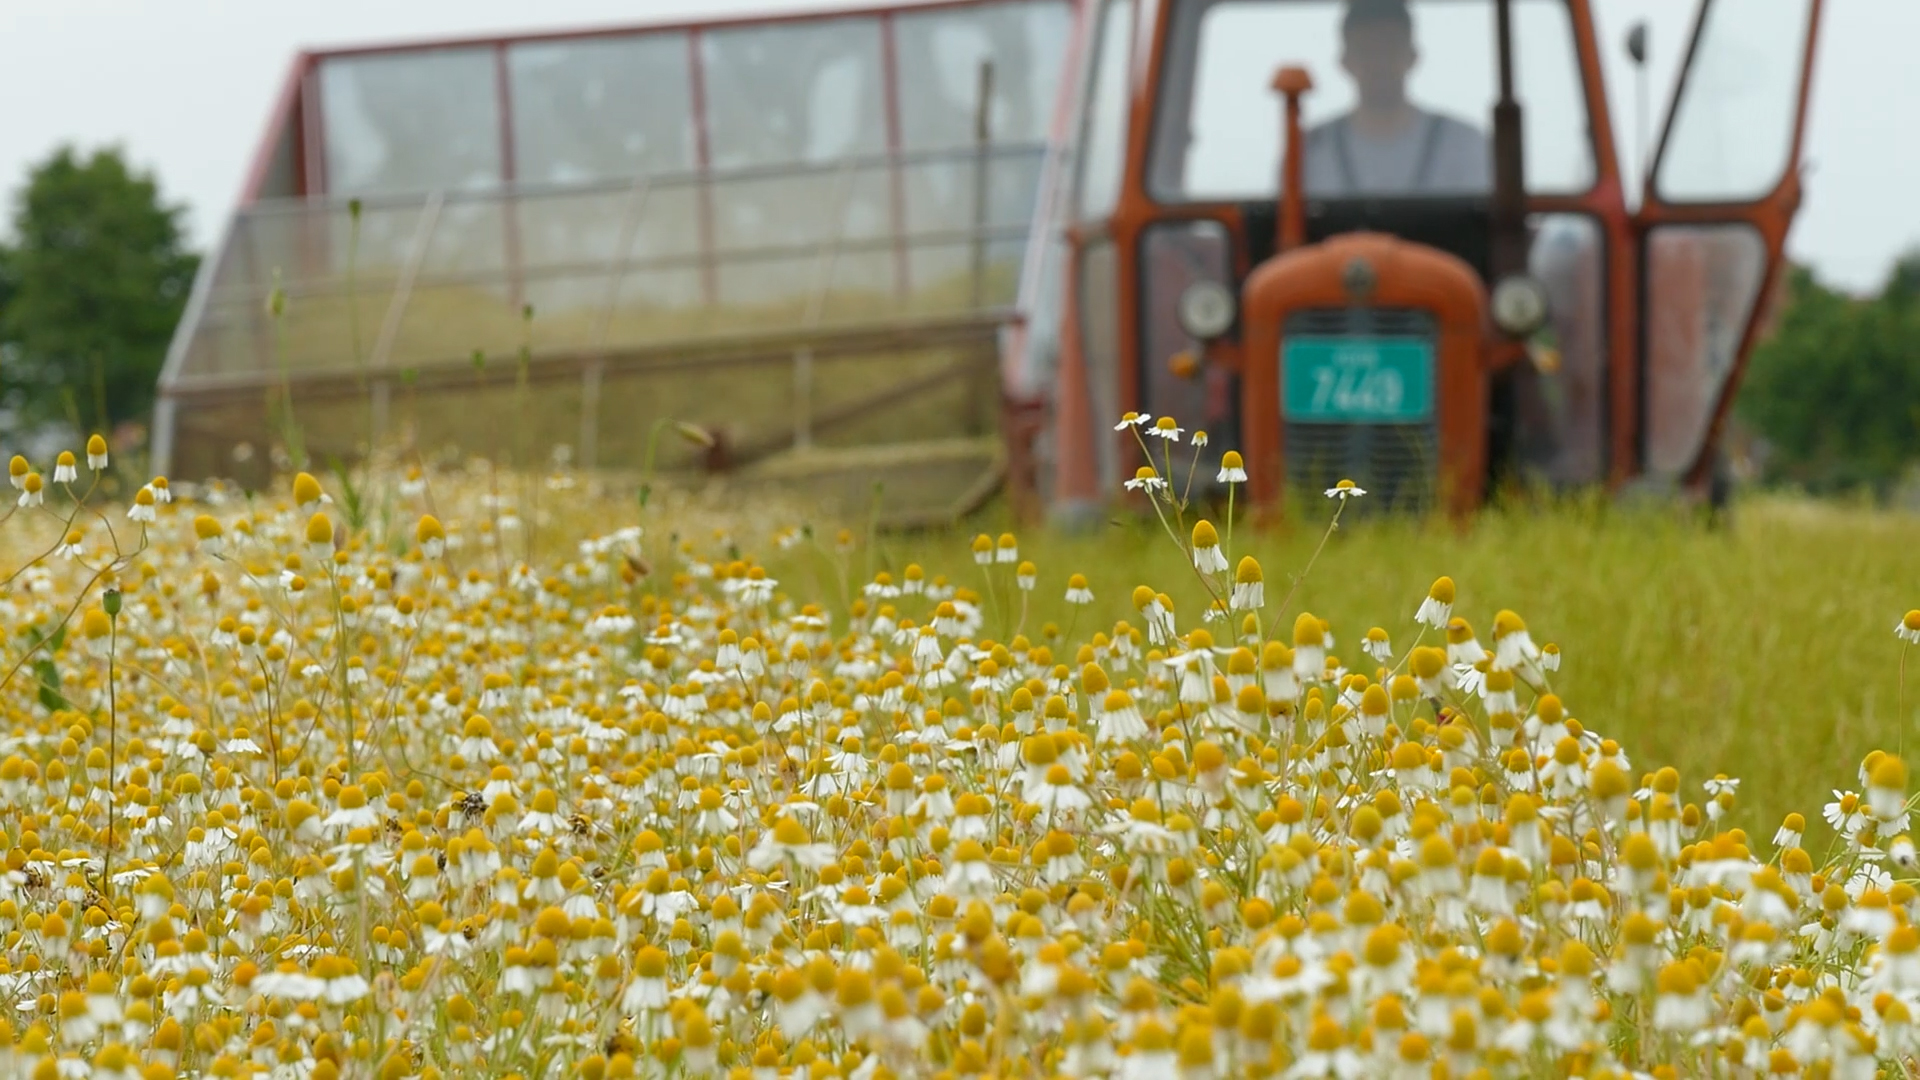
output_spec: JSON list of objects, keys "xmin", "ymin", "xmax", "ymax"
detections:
[{"xmin": 831, "ymin": 492, "xmax": 1920, "ymax": 842}]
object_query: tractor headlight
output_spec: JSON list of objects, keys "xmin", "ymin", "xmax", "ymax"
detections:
[
  {"xmin": 1175, "ymin": 280, "xmax": 1237, "ymax": 341},
  {"xmin": 1490, "ymin": 274, "xmax": 1551, "ymax": 337}
]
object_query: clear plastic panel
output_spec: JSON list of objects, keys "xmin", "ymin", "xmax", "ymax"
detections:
[
  {"xmin": 320, "ymin": 49, "xmax": 503, "ymax": 197},
  {"xmin": 1644, "ymin": 223, "xmax": 1767, "ymax": 478},
  {"xmin": 1653, "ymin": 0, "xmax": 1814, "ymax": 203},
  {"xmin": 894, "ymin": 0, "xmax": 1074, "ymax": 150},
  {"xmin": 507, "ymin": 33, "xmax": 696, "ymax": 185},
  {"xmin": 701, "ymin": 18, "xmax": 889, "ymax": 170},
  {"xmin": 1151, "ymin": 0, "xmax": 1592, "ymax": 201},
  {"xmin": 1075, "ymin": 0, "xmax": 1135, "ymax": 221},
  {"xmin": 1513, "ymin": 213, "xmax": 1608, "ymax": 485},
  {"xmin": 1139, "ymin": 221, "xmax": 1235, "ymax": 453}
]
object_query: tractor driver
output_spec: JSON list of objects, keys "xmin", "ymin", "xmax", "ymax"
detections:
[{"xmin": 1301, "ymin": 0, "xmax": 1492, "ymax": 197}]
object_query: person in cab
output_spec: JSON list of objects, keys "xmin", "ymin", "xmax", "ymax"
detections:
[{"xmin": 1302, "ymin": 0, "xmax": 1492, "ymax": 197}]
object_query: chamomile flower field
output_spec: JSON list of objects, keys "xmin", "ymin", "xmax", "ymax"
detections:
[{"xmin": 6, "ymin": 426, "xmax": 1920, "ymax": 1079}]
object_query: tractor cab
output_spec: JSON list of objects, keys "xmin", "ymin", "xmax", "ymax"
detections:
[{"xmin": 1042, "ymin": 0, "xmax": 1824, "ymax": 519}]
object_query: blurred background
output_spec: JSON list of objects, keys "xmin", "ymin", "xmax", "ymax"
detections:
[{"xmin": 1, "ymin": 0, "xmax": 1916, "ymax": 499}]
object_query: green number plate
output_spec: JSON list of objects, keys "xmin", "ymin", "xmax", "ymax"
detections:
[{"xmin": 1282, "ymin": 336, "xmax": 1434, "ymax": 423}]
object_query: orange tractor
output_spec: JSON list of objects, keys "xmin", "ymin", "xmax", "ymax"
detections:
[{"xmin": 1021, "ymin": 0, "xmax": 1824, "ymax": 521}]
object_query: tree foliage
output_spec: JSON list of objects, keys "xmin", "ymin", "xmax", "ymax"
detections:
[
  {"xmin": 1737, "ymin": 254, "xmax": 1920, "ymax": 495},
  {"xmin": 0, "ymin": 146, "xmax": 198, "ymax": 434}
]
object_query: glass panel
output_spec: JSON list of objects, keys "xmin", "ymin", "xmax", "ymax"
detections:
[
  {"xmin": 1644, "ymin": 223, "xmax": 1766, "ymax": 478},
  {"xmin": 1139, "ymin": 221, "xmax": 1236, "ymax": 462},
  {"xmin": 894, "ymin": 0, "xmax": 1074, "ymax": 150},
  {"xmin": 1512, "ymin": 213, "xmax": 1607, "ymax": 485},
  {"xmin": 320, "ymin": 49, "xmax": 503, "ymax": 197},
  {"xmin": 1078, "ymin": 239, "xmax": 1124, "ymax": 488},
  {"xmin": 1653, "ymin": 0, "xmax": 1813, "ymax": 203},
  {"xmin": 507, "ymin": 33, "xmax": 696, "ymax": 185},
  {"xmin": 1149, "ymin": 0, "xmax": 1592, "ymax": 202},
  {"xmin": 701, "ymin": 18, "xmax": 888, "ymax": 169},
  {"xmin": 1076, "ymin": 0, "xmax": 1135, "ymax": 220}
]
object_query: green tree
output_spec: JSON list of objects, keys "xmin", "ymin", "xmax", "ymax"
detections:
[
  {"xmin": 0, "ymin": 146, "xmax": 198, "ymax": 435},
  {"xmin": 1737, "ymin": 254, "xmax": 1920, "ymax": 495}
]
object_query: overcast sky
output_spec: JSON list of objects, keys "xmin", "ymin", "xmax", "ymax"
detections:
[{"xmin": 1, "ymin": 0, "xmax": 1914, "ymax": 294}]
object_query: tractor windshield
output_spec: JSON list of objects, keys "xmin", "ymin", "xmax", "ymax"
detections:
[{"xmin": 1149, "ymin": 0, "xmax": 1593, "ymax": 203}]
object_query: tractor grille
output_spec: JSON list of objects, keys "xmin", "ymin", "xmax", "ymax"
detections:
[{"xmin": 1282, "ymin": 308, "xmax": 1439, "ymax": 513}]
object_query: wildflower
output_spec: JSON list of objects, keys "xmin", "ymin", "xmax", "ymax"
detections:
[
  {"xmin": 1217, "ymin": 449, "xmax": 1248, "ymax": 483},
  {"xmin": 1016, "ymin": 560, "xmax": 1037, "ymax": 591},
  {"xmin": 127, "ymin": 485, "xmax": 155, "ymax": 522},
  {"xmin": 1869, "ymin": 754, "xmax": 1909, "ymax": 822},
  {"xmin": 1191, "ymin": 430, "xmax": 1209, "ymax": 447},
  {"xmin": 417, "ymin": 514, "xmax": 446, "ymax": 558},
  {"xmin": 1232, "ymin": 556, "xmax": 1264, "ymax": 611},
  {"xmin": 149, "ymin": 476, "xmax": 172, "ymax": 503},
  {"xmin": 1065, "ymin": 573, "xmax": 1094, "ymax": 605},
  {"xmin": 52, "ymin": 452, "xmax": 77, "ymax": 484},
  {"xmin": 1415, "ymin": 576, "xmax": 1454, "ymax": 628},
  {"xmin": 1774, "ymin": 812, "xmax": 1805, "ymax": 850},
  {"xmin": 1491, "ymin": 609, "xmax": 1540, "ymax": 671},
  {"xmin": 1191, "ymin": 520, "xmax": 1227, "ymax": 573},
  {"xmin": 87, "ymin": 433, "xmax": 108, "ymax": 470},
  {"xmin": 305, "ymin": 512, "xmax": 334, "ymax": 558},
  {"xmin": 1363, "ymin": 627, "xmax": 1393, "ymax": 664},
  {"xmin": 1325, "ymin": 478, "xmax": 1366, "ymax": 499},
  {"xmin": 192, "ymin": 514, "xmax": 223, "ymax": 554},
  {"xmin": 1149, "ymin": 416, "xmax": 1183, "ymax": 441},
  {"xmin": 323, "ymin": 786, "xmax": 381, "ymax": 835},
  {"xmin": 1115, "ymin": 411, "xmax": 1151, "ymax": 430},
  {"xmin": 972, "ymin": 534, "xmax": 993, "ymax": 565},
  {"xmin": 1125, "ymin": 466, "xmax": 1166, "ymax": 492},
  {"xmin": 1293, "ymin": 612, "xmax": 1326, "ymax": 681},
  {"xmin": 55, "ymin": 529, "xmax": 82, "ymax": 559},
  {"xmin": 1653, "ymin": 962, "xmax": 1709, "ymax": 1031},
  {"xmin": 292, "ymin": 471, "xmax": 324, "ymax": 512},
  {"xmin": 1826, "ymin": 790, "xmax": 1870, "ymax": 836},
  {"xmin": 17, "ymin": 471, "xmax": 42, "ymax": 508},
  {"xmin": 1900, "ymin": 611, "xmax": 1920, "ymax": 644},
  {"xmin": 746, "ymin": 816, "xmax": 835, "ymax": 872}
]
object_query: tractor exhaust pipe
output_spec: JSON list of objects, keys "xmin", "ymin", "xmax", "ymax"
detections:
[{"xmin": 1489, "ymin": 0, "xmax": 1529, "ymax": 281}]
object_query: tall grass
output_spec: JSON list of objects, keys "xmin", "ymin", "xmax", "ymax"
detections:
[{"xmin": 862, "ymin": 493, "xmax": 1920, "ymax": 838}]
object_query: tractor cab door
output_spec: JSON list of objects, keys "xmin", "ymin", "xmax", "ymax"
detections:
[{"xmin": 1635, "ymin": 0, "xmax": 1824, "ymax": 487}]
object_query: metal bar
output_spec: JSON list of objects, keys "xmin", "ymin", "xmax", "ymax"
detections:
[
  {"xmin": 301, "ymin": 61, "xmax": 329, "ymax": 196},
  {"xmin": 234, "ymin": 142, "xmax": 1048, "ymax": 219},
  {"xmin": 879, "ymin": 11, "xmax": 912, "ymax": 298},
  {"xmin": 495, "ymin": 42, "xmax": 526, "ymax": 312},
  {"xmin": 970, "ymin": 60, "xmax": 996, "ymax": 310},
  {"xmin": 368, "ymin": 192, "xmax": 446, "ymax": 371},
  {"xmin": 219, "ymin": 222, "xmax": 1033, "ymax": 305},
  {"xmin": 171, "ymin": 310, "xmax": 1012, "ymax": 398},
  {"xmin": 307, "ymin": 0, "xmax": 1064, "ymax": 61},
  {"xmin": 687, "ymin": 29, "xmax": 718, "ymax": 305}
]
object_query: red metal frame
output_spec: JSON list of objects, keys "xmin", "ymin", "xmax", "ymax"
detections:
[
  {"xmin": 298, "ymin": 0, "xmax": 1043, "ymax": 61},
  {"xmin": 239, "ymin": 54, "xmax": 314, "ymax": 202},
  {"xmin": 1634, "ymin": 0, "xmax": 1826, "ymax": 490}
]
